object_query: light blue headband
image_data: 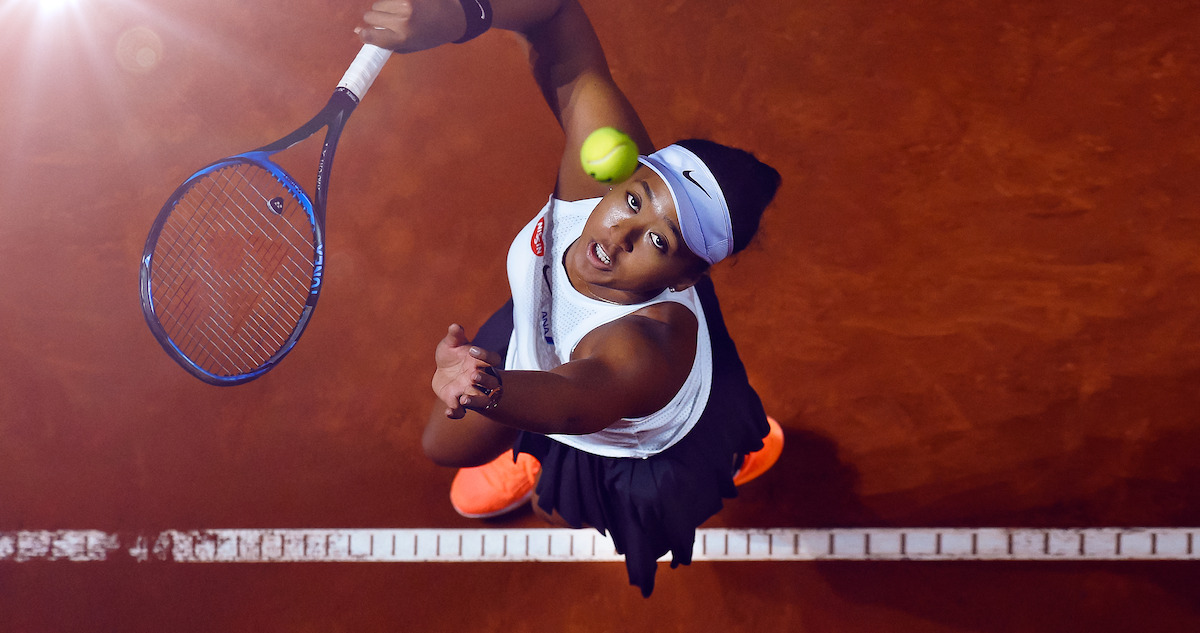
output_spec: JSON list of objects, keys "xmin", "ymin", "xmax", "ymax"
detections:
[{"xmin": 638, "ymin": 145, "xmax": 733, "ymax": 265}]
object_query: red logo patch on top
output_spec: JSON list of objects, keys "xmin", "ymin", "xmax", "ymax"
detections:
[{"xmin": 531, "ymin": 217, "xmax": 546, "ymax": 256}]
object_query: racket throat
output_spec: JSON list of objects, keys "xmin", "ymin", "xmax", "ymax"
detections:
[{"xmin": 312, "ymin": 90, "xmax": 358, "ymax": 224}]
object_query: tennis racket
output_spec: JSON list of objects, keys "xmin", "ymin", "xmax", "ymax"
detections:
[{"xmin": 139, "ymin": 44, "xmax": 392, "ymax": 386}]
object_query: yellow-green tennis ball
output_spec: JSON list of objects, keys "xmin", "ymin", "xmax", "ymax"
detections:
[{"xmin": 580, "ymin": 127, "xmax": 638, "ymax": 183}]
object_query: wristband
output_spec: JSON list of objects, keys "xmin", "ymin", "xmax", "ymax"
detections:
[{"xmin": 453, "ymin": 0, "xmax": 493, "ymax": 44}]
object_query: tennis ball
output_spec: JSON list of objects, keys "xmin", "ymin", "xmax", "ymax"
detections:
[{"xmin": 580, "ymin": 127, "xmax": 638, "ymax": 183}]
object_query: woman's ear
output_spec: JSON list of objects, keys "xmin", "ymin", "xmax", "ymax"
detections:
[{"xmin": 670, "ymin": 268, "xmax": 708, "ymax": 293}]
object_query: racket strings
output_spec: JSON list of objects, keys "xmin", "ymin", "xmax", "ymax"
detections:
[
  {"xmin": 157, "ymin": 195, "xmax": 307, "ymax": 370},
  {"xmin": 149, "ymin": 162, "xmax": 318, "ymax": 376}
]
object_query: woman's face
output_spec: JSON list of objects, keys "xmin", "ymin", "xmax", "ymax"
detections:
[{"xmin": 567, "ymin": 166, "xmax": 707, "ymax": 303}]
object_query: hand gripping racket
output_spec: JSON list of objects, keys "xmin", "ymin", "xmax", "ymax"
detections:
[{"xmin": 139, "ymin": 44, "xmax": 392, "ymax": 386}]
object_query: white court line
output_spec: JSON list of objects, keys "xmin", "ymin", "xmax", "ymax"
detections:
[{"xmin": 2, "ymin": 528, "xmax": 1198, "ymax": 563}]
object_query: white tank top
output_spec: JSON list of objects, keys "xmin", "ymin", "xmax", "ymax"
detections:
[{"xmin": 504, "ymin": 196, "xmax": 713, "ymax": 458}]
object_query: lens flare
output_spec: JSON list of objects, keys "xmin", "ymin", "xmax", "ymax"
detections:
[{"xmin": 116, "ymin": 25, "xmax": 163, "ymax": 73}]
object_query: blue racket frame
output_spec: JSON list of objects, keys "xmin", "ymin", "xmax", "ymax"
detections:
[{"xmin": 139, "ymin": 89, "xmax": 358, "ymax": 385}]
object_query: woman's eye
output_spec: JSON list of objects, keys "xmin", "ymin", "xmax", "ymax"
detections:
[
  {"xmin": 626, "ymin": 192, "xmax": 640, "ymax": 212},
  {"xmin": 650, "ymin": 232, "xmax": 666, "ymax": 252}
]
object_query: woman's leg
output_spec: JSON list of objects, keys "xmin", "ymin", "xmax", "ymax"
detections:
[{"xmin": 422, "ymin": 400, "xmax": 520, "ymax": 468}]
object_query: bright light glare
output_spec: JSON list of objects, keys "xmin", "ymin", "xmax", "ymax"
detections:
[{"xmin": 36, "ymin": 0, "xmax": 80, "ymax": 14}]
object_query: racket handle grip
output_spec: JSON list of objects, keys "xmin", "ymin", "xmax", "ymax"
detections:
[{"xmin": 338, "ymin": 44, "xmax": 392, "ymax": 101}]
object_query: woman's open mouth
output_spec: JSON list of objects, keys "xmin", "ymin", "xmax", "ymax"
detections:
[
  {"xmin": 590, "ymin": 241, "xmax": 612, "ymax": 267},
  {"xmin": 595, "ymin": 242, "xmax": 612, "ymax": 265}
]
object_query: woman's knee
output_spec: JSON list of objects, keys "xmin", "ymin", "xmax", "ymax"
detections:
[{"xmin": 422, "ymin": 402, "xmax": 518, "ymax": 468}]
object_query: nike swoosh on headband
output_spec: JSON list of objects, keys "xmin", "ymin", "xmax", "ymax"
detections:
[
  {"xmin": 682, "ymin": 170, "xmax": 711, "ymax": 198},
  {"xmin": 471, "ymin": 0, "xmax": 486, "ymax": 18}
]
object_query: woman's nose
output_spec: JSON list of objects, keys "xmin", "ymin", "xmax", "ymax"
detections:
[{"xmin": 612, "ymin": 217, "xmax": 642, "ymax": 252}]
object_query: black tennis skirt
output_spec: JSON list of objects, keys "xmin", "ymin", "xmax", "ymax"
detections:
[{"xmin": 471, "ymin": 277, "xmax": 769, "ymax": 597}]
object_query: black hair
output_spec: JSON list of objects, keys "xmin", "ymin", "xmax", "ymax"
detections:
[{"xmin": 675, "ymin": 139, "xmax": 781, "ymax": 256}]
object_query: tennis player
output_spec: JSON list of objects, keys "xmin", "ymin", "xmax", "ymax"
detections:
[{"xmin": 359, "ymin": 0, "xmax": 784, "ymax": 597}]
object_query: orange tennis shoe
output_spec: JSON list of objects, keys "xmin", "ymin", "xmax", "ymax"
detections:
[
  {"xmin": 450, "ymin": 452, "xmax": 542, "ymax": 519},
  {"xmin": 733, "ymin": 416, "xmax": 784, "ymax": 486}
]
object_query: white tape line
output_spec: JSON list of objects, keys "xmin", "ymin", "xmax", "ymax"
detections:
[
  {"xmin": 2, "ymin": 528, "xmax": 1197, "ymax": 563},
  {"xmin": 152, "ymin": 529, "xmax": 626, "ymax": 563},
  {"xmin": 0, "ymin": 530, "xmax": 120, "ymax": 562}
]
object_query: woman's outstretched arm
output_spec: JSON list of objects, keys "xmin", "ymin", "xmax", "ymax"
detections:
[{"xmin": 357, "ymin": 0, "xmax": 651, "ymax": 200}]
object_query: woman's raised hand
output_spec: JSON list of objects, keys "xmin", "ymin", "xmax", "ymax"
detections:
[{"xmin": 357, "ymin": 0, "xmax": 469, "ymax": 53}]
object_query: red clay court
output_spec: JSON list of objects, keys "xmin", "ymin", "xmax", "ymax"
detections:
[{"xmin": 2, "ymin": 0, "xmax": 1199, "ymax": 630}]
